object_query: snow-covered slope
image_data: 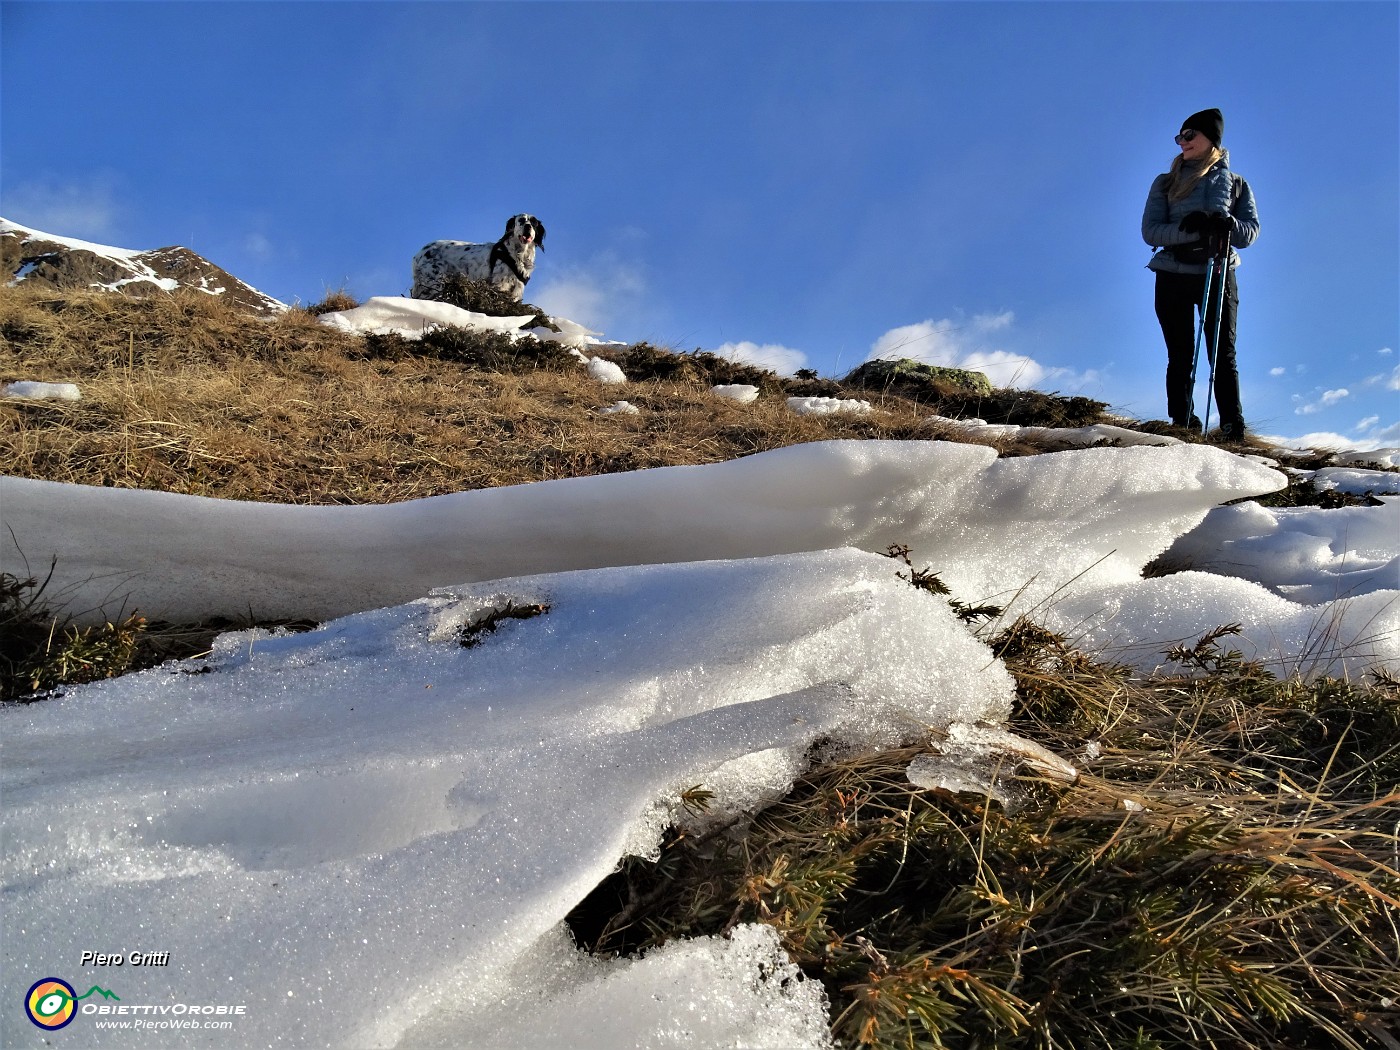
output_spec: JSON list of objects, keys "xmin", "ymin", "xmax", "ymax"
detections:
[
  {"xmin": 2, "ymin": 438, "xmax": 1396, "ymax": 1049},
  {"xmin": 0, "ymin": 218, "xmax": 286, "ymax": 314}
]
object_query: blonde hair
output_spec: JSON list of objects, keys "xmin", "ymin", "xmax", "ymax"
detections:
[{"xmin": 1167, "ymin": 146, "xmax": 1224, "ymax": 202}]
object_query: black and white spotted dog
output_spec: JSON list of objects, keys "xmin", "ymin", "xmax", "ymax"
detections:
[{"xmin": 410, "ymin": 214, "xmax": 546, "ymax": 302}]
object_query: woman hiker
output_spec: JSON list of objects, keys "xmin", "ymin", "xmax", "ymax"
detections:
[{"xmin": 1141, "ymin": 107, "xmax": 1260, "ymax": 440}]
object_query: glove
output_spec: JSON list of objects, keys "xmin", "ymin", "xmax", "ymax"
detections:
[
  {"xmin": 1177, "ymin": 211, "xmax": 1210, "ymax": 234},
  {"xmin": 1206, "ymin": 213, "xmax": 1234, "ymax": 252}
]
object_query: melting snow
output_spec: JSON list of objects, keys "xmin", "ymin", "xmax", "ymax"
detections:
[
  {"xmin": 2, "ymin": 300, "xmax": 1397, "ymax": 1050},
  {"xmin": 713, "ymin": 383, "xmax": 760, "ymax": 403},
  {"xmin": 787, "ymin": 396, "xmax": 874, "ymax": 416},
  {"xmin": 2, "ymin": 380, "xmax": 81, "ymax": 400}
]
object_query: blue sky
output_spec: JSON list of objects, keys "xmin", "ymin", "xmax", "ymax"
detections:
[{"xmin": 3, "ymin": 1, "xmax": 1397, "ymax": 448}]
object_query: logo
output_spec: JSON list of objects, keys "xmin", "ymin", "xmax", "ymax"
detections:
[{"xmin": 25, "ymin": 979, "xmax": 119, "ymax": 1030}]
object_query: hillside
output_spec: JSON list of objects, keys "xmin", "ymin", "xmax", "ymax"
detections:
[
  {"xmin": 0, "ymin": 280, "xmax": 1148, "ymax": 505},
  {"xmin": 3, "ymin": 249, "xmax": 1398, "ymax": 1050}
]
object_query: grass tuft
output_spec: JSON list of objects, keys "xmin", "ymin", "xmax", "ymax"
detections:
[
  {"xmin": 884, "ymin": 543, "xmax": 1004, "ymax": 624},
  {"xmin": 1, "ymin": 564, "xmax": 147, "ymax": 702},
  {"xmin": 458, "ymin": 600, "xmax": 551, "ymax": 648},
  {"xmin": 1253, "ymin": 473, "xmax": 1388, "ymax": 509},
  {"xmin": 434, "ymin": 274, "xmax": 556, "ymax": 330},
  {"xmin": 303, "ymin": 288, "xmax": 361, "ymax": 316},
  {"xmin": 0, "ymin": 560, "xmax": 322, "ymax": 703},
  {"xmin": 567, "ymin": 618, "xmax": 1400, "ymax": 1050}
]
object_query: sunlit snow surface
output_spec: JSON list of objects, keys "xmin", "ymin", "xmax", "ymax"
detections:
[
  {"xmin": 2, "ymin": 438, "xmax": 1397, "ymax": 1049},
  {"xmin": 1, "ymin": 380, "xmax": 81, "ymax": 400},
  {"xmin": 317, "ymin": 295, "xmax": 605, "ymax": 350},
  {"xmin": 3, "ymin": 546, "xmax": 1011, "ymax": 1048}
]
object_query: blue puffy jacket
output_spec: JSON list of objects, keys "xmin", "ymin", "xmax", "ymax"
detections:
[{"xmin": 1141, "ymin": 152, "xmax": 1259, "ymax": 274}]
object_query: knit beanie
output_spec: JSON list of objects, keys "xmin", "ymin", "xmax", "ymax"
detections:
[{"xmin": 1180, "ymin": 108, "xmax": 1224, "ymax": 147}]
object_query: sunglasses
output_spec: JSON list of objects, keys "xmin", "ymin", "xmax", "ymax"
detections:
[{"xmin": 1175, "ymin": 129, "xmax": 1201, "ymax": 144}]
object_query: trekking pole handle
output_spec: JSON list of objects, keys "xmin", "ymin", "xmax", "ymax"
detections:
[{"xmin": 1209, "ymin": 213, "xmax": 1233, "ymax": 262}]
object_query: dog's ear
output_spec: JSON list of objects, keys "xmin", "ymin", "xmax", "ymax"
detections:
[
  {"xmin": 530, "ymin": 216, "xmax": 545, "ymax": 250},
  {"xmin": 504, "ymin": 215, "xmax": 521, "ymax": 241}
]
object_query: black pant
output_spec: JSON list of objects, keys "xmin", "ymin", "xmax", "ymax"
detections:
[{"xmin": 1154, "ymin": 268, "xmax": 1242, "ymax": 433}]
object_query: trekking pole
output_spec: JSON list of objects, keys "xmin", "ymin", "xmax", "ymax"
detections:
[
  {"xmin": 1201, "ymin": 226, "xmax": 1231, "ymax": 435},
  {"xmin": 1186, "ymin": 253, "xmax": 1217, "ymax": 432}
]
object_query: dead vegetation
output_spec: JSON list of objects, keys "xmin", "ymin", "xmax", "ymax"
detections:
[
  {"xmin": 3, "ymin": 284, "xmax": 1396, "ymax": 1048},
  {"xmin": 568, "ymin": 613, "xmax": 1400, "ymax": 1050},
  {"xmin": 0, "ymin": 284, "xmax": 1055, "ymax": 503}
]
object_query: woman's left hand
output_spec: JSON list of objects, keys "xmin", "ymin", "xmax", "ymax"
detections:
[{"xmin": 1178, "ymin": 211, "xmax": 1210, "ymax": 233}]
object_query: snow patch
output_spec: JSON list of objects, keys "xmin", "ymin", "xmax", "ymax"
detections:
[
  {"xmin": 930, "ymin": 415, "xmax": 1181, "ymax": 449},
  {"xmin": 713, "ymin": 384, "xmax": 760, "ymax": 403},
  {"xmin": 587, "ymin": 356, "xmax": 627, "ymax": 385},
  {"xmin": 3, "ymin": 380, "xmax": 81, "ymax": 400},
  {"xmin": 317, "ymin": 296, "xmax": 537, "ymax": 339},
  {"xmin": 787, "ymin": 396, "xmax": 873, "ymax": 416}
]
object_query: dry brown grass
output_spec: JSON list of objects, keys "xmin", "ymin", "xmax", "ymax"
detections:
[{"xmin": 0, "ymin": 285, "xmax": 1035, "ymax": 504}]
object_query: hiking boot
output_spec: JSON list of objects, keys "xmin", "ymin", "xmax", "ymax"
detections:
[
  {"xmin": 1172, "ymin": 415, "xmax": 1203, "ymax": 434},
  {"xmin": 1219, "ymin": 420, "xmax": 1246, "ymax": 442}
]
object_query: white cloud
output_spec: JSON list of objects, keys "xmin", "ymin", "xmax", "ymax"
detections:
[
  {"xmin": 1259, "ymin": 413, "xmax": 1400, "ymax": 453},
  {"xmin": 960, "ymin": 349, "xmax": 1048, "ymax": 390},
  {"xmin": 866, "ymin": 312, "xmax": 1095, "ymax": 392},
  {"xmin": 243, "ymin": 232, "xmax": 275, "ymax": 261},
  {"xmin": 1257, "ymin": 426, "xmax": 1399, "ymax": 453},
  {"xmin": 1293, "ymin": 388, "xmax": 1350, "ymax": 415},
  {"xmin": 869, "ymin": 319, "xmax": 964, "ymax": 366},
  {"xmin": 712, "ymin": 341, "xmax": 808, "ymax": 376},
  {"xmin": 1379, "ymin": 347, "xmax": 1393, "ymax": 356},
  {"xmin": 1269, "ymin": 367, "xmax": 1287, "ymax": 377},
  {"xmin": 1257, "ymin": 430, "xmax": 1358, "ymax": 451},
  {"xmin": 1, "ymin": 175, "xmax": 124, "ymax": 240},
  {"xmin": 530, "ymin": 257, "xmax": 645, "ymax": 335},
  {"xmin": 970, "ymin": 310, "xmax": 1014, "ymax": 333},
  {"xmin": 1371, "ymin": 419, "xmax": 1400, "ymax": 445}
]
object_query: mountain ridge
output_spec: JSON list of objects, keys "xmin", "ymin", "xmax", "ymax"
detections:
[{"xmin": 0, "ymin": 218, "xmax": 286, "ymax": 316}]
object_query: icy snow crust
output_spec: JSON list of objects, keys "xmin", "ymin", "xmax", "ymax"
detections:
[
  {"xmin": 1, "ymin": 441, "xmax": 1278, "ymax": 620},
  {"xmin": 3, "ymin": 439, "xmax": 1398, "ymax": 1049},
  {"xmin": 4, "ymin": 548, "xmax": 1005, "ymax": 1048},
  {"xmin": 2, "ymin": 440, "xmax": 1394, "ymax": 677},
  {"xmin": 1159, "ymin": 497, "xmax": 1400, "ymax": 603}
]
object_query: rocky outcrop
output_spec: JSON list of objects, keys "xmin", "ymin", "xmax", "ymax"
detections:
[
  {"xmin": 1, "ymin": 219, "xmax": 286, "ymax": 315},
  {"xmin": 844, "ymin": 357, "xmax": 994, "ymax": 396}
]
